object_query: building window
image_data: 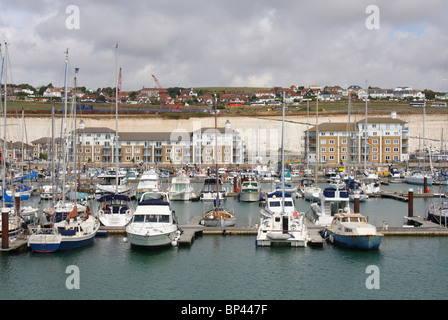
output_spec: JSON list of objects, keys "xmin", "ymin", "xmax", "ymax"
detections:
[
  {"xmin": 341, "ymin": 147, "xmax": 347, "ymax": 152},
  {"xmin": 385, "ymin": 147, "xmax": 391, "ymax": 152},
  {"xmin": 320, "ymin": 139, "xmax": 326, "ymax": 144},
  {"xmin": 342, "ymin": 139, "xmax": 347, "ymax": 144},
  {"xmin": 126, "ymin": 156, "xmax": 131, "ymax": 161},
  {"xmin": 385, "ymin": 139, "xmax": 391, "ymax": 144},
  {"xmin": 372, "ymin": 139, "xmax": 378, "ymax": 144},
  {"xmin": 329, "ymin": 139, "xmax": 335, "ymax": 144},
  {"xmin": 329, "ymin": 147, "xmax": 335, "ymax": 152},
  {"xmin": 372, "ymin": 155, "xmax": 378, "ymax": 160},
  {"xmin": 373, "ymin": 147, "xmax": 378, "ymax": 152},
  {"xmin": 393, "ymin": 139, "xmax": 399, "ymax": 144},
  {"xmin": 321, "ymin": 147, "xmax": 326, "ymax": 152},
  {"xmin": 126, "ymin": 148, "xmax": 131, "ymax": 153},
  {"xmin": 393, "ymin": 147, "xmax": 399, "ymax": 152},
  {"xmin": 329, "ymin": 155, "xmax": 334, "ymax": 160}
]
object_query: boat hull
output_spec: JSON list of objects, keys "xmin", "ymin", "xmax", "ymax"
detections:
[
  {"xmin": 127, "ymin": 230, "xmax": 178, "ymax": 247},
  {"xmin": 169, "ymin": 191, "xmax": 194, "ymax": 201},
  {"xmin": 325, "ymin": 230, "xmax": 383, "ymax": 250},
  {"xmin": 28, "ymin": 234, "xmax": 62, "ymax": 252},
  {"xmin": 239, "ymin": 191, "xmax": 260, "ymax": 202}
]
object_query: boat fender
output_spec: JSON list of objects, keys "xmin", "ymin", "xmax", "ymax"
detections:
[
  {"xmin": 99, "ymin": 210, "xmax": 104, "ymax": 216},
  {"xmin": 126, "ymin": 209, "xmax": 131, "ymax": 215}
]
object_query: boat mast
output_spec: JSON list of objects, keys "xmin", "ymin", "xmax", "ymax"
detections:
[
  {"xmin": 214, "ymin": 92, "xmax": 219, "ymax": 206},
  {"xmin": 72, "ymin": 75, "xmax": 77, "ymax": 201},
  {"xmin": 364, "ymin": 80, "xmax": 368, "ymax": 171},
  {"xmin": 346, "ymin": 92, "xmax": 351, "ymax": 169},
  {"xmin": 281, "ymin": 91, "xmax": 285, "ymax": 213},
  {"xmin": 315, "ymin": 95, "xmax": 319, "ymax": 187},
  {"xmin": 60, "ymin": 48, "xmax": 68, "ymax": 203},
  {"xmin": 306, "ymin": 100, "xmax": 309, "ymax": 171},
  {"xmin": 114, "ymin": 43, "xmax": 119, "ymax": 194},
  {"xmin": 1, "ymin": 42, "xmax": 7, "ymax": 209}
]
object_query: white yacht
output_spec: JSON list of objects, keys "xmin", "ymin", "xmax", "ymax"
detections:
[
  {"xmin": 125, "ymin": 192, "xmax": 180, "ymax": 247},
  {"xmin": 200, "ymin": 177, "xmax": 226, "ymax": 201},
  {"xmin": 94, "ymin": 169, "xmax": 131, "ymax": 199},
  {"xmin": 260, "ymin": 190, "xmax": 296, "ymax": 218},
  {"xmin": 136, "ymin": 169, "xmax": 160, "ymax": 200},
  {"xmin": 256, "ymin": 210, "xmax": 309, "ymax": 247},
  {"xmin": 168, "ymin": 174, "xmax": 195, "ymax": 201},
  {"xmin": 97, "ymin": 194, "xmax": 134, "ymax": 227},
  {"xmin": 309, "ymin": 182, "xmax": 350, "ymax": 227},
  {"xmin": 405, "ymin": 171, "xmax": 433, "ymax": 185}
]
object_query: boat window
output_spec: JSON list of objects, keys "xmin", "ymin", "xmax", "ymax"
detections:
[
  {"xmin": 146, "ymin": 215, "xmax": 157, "ymax": 222},
  {"xmin": 269, "ymin": 201, "xmax": 281, "ymax": 207},
  {"xmin": 133, "ymin": 215, "xmax": 145, "ymax": 222},
  {"xmin": 341, "ymin": 217, "xmax": 348, "ymax": 222},
  {"xmin": 284, "ymin": 201, "xmax": 293, "ymax": 207},
  {"xmin": 159, "ymin": 215, "xmax": 169, "ymax": 223},
  {"xmin": 350, "ymin": 217, "xmax": 359, "ymax": 222}
]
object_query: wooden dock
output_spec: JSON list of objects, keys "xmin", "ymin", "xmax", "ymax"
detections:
[
  {"xmin": 380, "ymin": 216, "xmax": 448, "ymax": 236},
  {"xmin": 178, "ymin": 216, "xmax": 204, "ymax": 246},
  {"xmin": 0, "ymin": 237, "xmax": 28, "ymax": 253},
  {"xmin": 367, "ymin": 191, "xmax": 443, "ymax": 202}
]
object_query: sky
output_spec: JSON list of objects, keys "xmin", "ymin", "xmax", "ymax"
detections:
[{"xmin": 1, "ymin": 0, "xmax": 448, "ymax": 92}]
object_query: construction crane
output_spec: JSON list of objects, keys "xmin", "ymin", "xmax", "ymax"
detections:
[{"xmin": 151, "ymin": 74, "xmax": 181, "ymax": 110}]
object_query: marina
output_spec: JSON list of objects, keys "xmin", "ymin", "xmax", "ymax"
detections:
[{"xmin": 1, "ymin": 175, "xmax": 448, "ymax": 301}]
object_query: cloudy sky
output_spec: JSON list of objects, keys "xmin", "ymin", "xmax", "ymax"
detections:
[{"xmin": 1, "ymin": 0, "xmax": 448, "ymax": 92}]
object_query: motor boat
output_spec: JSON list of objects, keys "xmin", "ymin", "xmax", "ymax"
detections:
[
  {"xmin": 322, "ymin": 213, "xmax": 383, "ymax": 250},
  {"xmin": 125, "ymin": 192, "xmax": 180, "ymax": 247}
]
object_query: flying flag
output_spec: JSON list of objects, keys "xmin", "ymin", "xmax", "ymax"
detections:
[
  {"xmin": 366, "ymin": 141, "xmax": 374, "ymax": 148},
  {"xmin": 75, "ymin": 67, "xmax": 79, "ymax": 73}
]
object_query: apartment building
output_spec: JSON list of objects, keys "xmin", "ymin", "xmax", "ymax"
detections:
[
  {"xmin": 305, "ymin": 112, "xmax": 409, "ymax": 165},
  {"xmin": 42, "ymin": 120, "xmax": 245, "ymax": 166}
]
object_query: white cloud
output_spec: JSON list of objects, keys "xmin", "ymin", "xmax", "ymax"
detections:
[{"xmin": 1, "ymin": 0, "xmax": 447, "ymax": 91}]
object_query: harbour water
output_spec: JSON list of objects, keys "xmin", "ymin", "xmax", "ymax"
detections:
[{"xmin": 1, "ymin": 181, "xmax": 448, "ymax": 302}]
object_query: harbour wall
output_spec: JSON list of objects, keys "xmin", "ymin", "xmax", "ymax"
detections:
[{"xmin": 7, "ymin": 112, "xmax": 448, "ymax": 158}]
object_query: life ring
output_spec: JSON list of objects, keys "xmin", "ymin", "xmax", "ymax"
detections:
[{"xmin": 99, "ymin": 210, "xmax": 104, "ymax": 216}]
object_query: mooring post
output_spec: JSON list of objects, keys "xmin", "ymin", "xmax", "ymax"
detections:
[
  {"xmin": 14, "ymin": 193, "xmax": 20, "ymax": 217},
  {"xmin": 424, "ymin": 177, "xmax": 428, "ymax": 193},
  {"xmin": 354, "ymin": 192, "xmax": 360, "ymax": 213},
  {"xmin": 408, "ymin": 188, "xmax": 414, "ymax": 217},
  {"xmin": 2, "ymin": 208, "xmax": 10, "ymax": 249}
]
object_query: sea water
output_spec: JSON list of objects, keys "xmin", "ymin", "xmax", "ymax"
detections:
[{"xmin": 1, "ymin": 181, "xmax": 447, "ymax": 301}]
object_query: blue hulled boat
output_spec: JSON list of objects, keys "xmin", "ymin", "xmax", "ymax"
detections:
[{"xmin": 322, "ymin": 213, "xmax": 383, "ymax": 250}]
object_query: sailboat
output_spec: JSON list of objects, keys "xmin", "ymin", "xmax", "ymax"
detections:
[
  {"xmin": 95, "ymin": 44, "xmax": 134, "ymax": 227},
  {"xmin": 94, "ymin": 45, "xmax": 132, "ymax": 201},
  {"xmin": 200, "ymin": 94, "xmax": 235, "ymax": 227},
  {"xmin": 256, "ymin": 92, "xmax": 309, "ymax": 247},
  {"xmin": 28, "ymin": 50, "xmax": 99, "ymax": 252}
]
